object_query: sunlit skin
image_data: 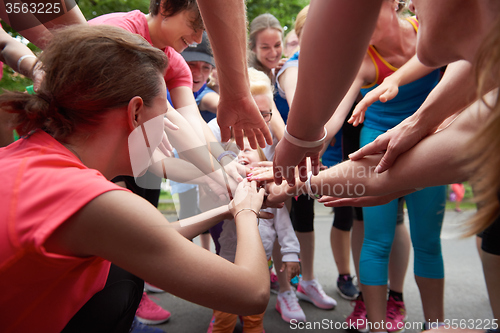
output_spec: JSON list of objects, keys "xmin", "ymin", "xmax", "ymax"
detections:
[
  {"xmin": 147, "ymin": 9, "xmax": 203, "ymax": 52},
  {"xmin": 253, "ymin": 28, "xmax": 283, "ymax": 71},
  {"xmin": 188, "ymin": 61, "xmax": 214, "ymax": 92}
]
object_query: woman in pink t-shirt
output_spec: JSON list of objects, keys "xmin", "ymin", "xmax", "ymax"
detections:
[{"xmin": 0, "ymin": 25, "xmax": 270, "ymax": 333}]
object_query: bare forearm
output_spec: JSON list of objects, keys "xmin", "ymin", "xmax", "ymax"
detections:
[
  {"xmin": 170, "ymin": 205, "xmax": 230, "ymax": 239},
  {"xmin": 197, "ymin": 0, "xmax": 250, "ymax": 100},
  {"xmin": 412, "ymin": 60, "xmax": 478, "ymax": 132},
  {"xmin": 286, "ymin": 0, "xmax": 383, "ymax": 140}
]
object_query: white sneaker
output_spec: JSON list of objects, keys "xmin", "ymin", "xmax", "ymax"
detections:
[
  {"xmin": 296, "ymin": 278, "xmax": 337, "ymax": 309},
  {"xmin": 276, "ymin": 290, "xmax": 306, "ymax": 323}
]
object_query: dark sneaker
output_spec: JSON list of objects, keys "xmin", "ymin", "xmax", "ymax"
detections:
[{"xmin": 337, "ymin": 275, "xmax": 359, "ymax": 300}]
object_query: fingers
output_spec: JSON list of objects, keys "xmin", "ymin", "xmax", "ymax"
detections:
[
  {"xmin": 373, "ymin": 148, "xmax": 398, "ymax": 174},
  {"xmin": 348, "ymin": 136, "xmax": 387, "ymax": 161},
  {"xmin": 272, "ymin": 154, "xmax": 283, "ymax": 185},
  {"xmin": 260, "ymin": 125, "xmax": 273, "ymax": 146},
  {"xmin": 309, "ymin": 153, "xmax": 320, "ymax": 176},
  {"xmin": 254, "ymin": 125, "xmax": 268, "ymax": 149},
  {"xmin": 297, "ymin": 158, "xmax": 308, "ymax": 184},
  {"xmin": 163, "ymin": 117, "xmax": 179, "ymax": 131},
  {"xmin": 233, "ymin": 128, "xmax": 245, "ymax": 150},
  {"xmin": 243, "ymin": 128, "xmax": 258, "ymax": 150},
  {"xmin": 220, "ymin": 125, "xmax": 233, "ymax": 145}
]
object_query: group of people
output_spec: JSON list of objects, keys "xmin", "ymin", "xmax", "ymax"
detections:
[{"xmin": 0, "ymin": 0, "xmax": 499, "ymax": 333}]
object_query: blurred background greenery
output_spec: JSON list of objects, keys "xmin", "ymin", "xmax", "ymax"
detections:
[{"xmin": 0, "ymin": 0, "xmax": 309, "ymax": 92}]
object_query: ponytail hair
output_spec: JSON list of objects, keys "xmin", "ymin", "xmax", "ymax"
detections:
[
  {"xmin": 464, "ymin": 16, "xmax": 500, "ymax": 235},
  {"xmin": 0, "ymin": 25, "xmax": 168, "ymax": 142}
]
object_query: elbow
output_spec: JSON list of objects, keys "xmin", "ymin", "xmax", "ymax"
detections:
[{"xmin": 243, "ymin": 287, "xmax": 269, "ymax": 315}]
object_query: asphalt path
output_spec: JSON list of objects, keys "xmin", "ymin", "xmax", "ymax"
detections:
[{"xmin": 148, "ymin": 204, "xmax": 492, "ymax": 333}]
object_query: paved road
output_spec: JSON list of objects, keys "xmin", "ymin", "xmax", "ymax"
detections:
[{"xmin": 149, "ymin": 204, "xmax": 492, "ymax": 332}]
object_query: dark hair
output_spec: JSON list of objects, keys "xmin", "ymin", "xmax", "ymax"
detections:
[
  {"xmin": 150, "ymin": 0, "xmax": 204, "ymax": 31},
  {"xmin": 0, "ymin": 25, "xmax": 168, "ymax": 141}
]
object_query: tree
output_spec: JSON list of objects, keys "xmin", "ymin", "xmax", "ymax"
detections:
[{"xmin": 246, "ymin": 0, "xmax": 309, "ymax": 32}]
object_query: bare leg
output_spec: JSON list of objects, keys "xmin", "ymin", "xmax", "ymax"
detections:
[
  {"xmin": 415, "ymin": 276, "xmax": 445, "ymax": 322},
  {"xmin": 296, "ymin": 231, "xmax": 315, "ymax": 281},
  {"xmin": 273, "ymin": 242, "xmax": 292, "ymax": 292},
  {"xmin": 362, "ymin": 284, "xmax": 388, "ymax": 332},
  {"xmin": 330, "ymin": 227, "xmax": 352, "ymax": 275},
  {"xmin": 388, "ymin": 223, "xmax": 411, "ymax": 293}
]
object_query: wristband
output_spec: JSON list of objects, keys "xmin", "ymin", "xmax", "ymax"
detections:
[
  {"xmin": 217, "ymin": 150, "xmax": 238, "ymax": 163},
  {"xmin": 17, "ymin": 54, "xmax": 37, "ymax": 74},
  {"xmin": 305, "ymin": 171, "xmax": 322, "ymax": 200},
  {"xmin": 283, "ymin": 125, "xmax": 327, "ymax": 148},
  {"xmin": 234, "ymin": 208, "xmax": 259, "ymax": 221}
]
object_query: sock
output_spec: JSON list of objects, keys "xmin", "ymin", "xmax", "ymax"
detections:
[
  {"xmin": 338, "ymin": 273, "xmax": 351, "ymax": 281},
  {"xmin": 388, "ymin": 290, "xmax": 403, "ymax": 302},
  {"xmin": 300, "ymin": 278, "xmax": 316, "ymax": 286}
]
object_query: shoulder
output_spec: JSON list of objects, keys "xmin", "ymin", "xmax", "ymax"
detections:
[{"xmin": 164, "ymin": 48, "xmax": 192, "ymax": 88}]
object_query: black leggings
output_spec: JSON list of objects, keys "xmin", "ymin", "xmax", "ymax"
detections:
[
  {"xmin": 479, "ymin": 213, "xmax": 500, "ymax": 255},
  {"xmin": 62, "ymin": 264, "xmax": 144, "ymax": 333}
]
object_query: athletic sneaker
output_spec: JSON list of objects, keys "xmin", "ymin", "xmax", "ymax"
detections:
[
  {"xmin": 136, "ymin": 292, "xmax": 171, "ymax": 325},
  {"xmin": 206, "ymin": 315, "xmax": 215, "ymax": 333},
  {"xmin": 130, "ymin": 316, "xmax": 166, "ymax": 333},
  {"xmin": 345, "ymin": 297, "xmax": 368, "ymax": 333},
  {"xmin": 386, "ymin": 295, "xmax": 407, "ymax": 333},
  {"xmin": 270, "ymin": 271, "xmax": 280, "ymax": 294},
  {"xmin": 337, "ymin": 275, "xmax": 359, "ymax": 300},
  {"xmin": 144, "ymin": 283, "xmax": 165, "ymax": 293},
  {"xmin": 276, "ymin": 290, "xmax": 306, "ymax": 323},
  {"xmin": 296, "ymin": 278, "xmax": 337, "ymax": 309}
]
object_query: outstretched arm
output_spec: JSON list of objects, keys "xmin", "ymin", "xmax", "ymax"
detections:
[
  {"xmin": 349, "ymin": 55, "xmax": 438, "ymax": 126},
  {"xmin": 273, "ymin": 0, "xmax": 383, "ymax": 186},
  {"xmin": 46, "ymin": 179, "xmax": 270, "ymax": 315},
  {"xmin": 267, "ymin": 94, "xmax": 492, "ymax": 204},
  {"xmin": 0, "ymin": 2, "xmax": 86, "ymax": 49},
  {"xmin": 196, "ymin": 0, "xmax": 272, "ymax": 150},
  {"xmin": 349, "ymin": 60, "xmax": 484, "ymax": 173}
]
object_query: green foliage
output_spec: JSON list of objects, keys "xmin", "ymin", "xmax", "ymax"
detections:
[
  {"xmin": 246, "ymin": 0, "xmax": 309, "ymax": 32},
  {"xmin": 0, "ymin": 65, "xmax": 33, "ymax": 92},
  {"xmin": 76, "ymin": 0, "xmax": 149, "ymax": 20}
]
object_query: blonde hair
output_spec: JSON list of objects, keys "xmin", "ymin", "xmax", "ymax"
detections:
[
  {"xmin": 248, "ymin": 67, "xmax": 274, "ymax": 103},
  {"xmin": 248, "ymin": 13, "xmax": 283, "ymax": 76},
  {"xmin": 465, "ymin": 16, "xmax": 500, "ymax": 235},
  {"xmin": 294, "ymin": 5, "xmax": 309, "ymax": 39}
]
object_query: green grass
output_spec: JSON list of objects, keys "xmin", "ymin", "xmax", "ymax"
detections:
[{"xmin": 158, "ymin": 190, "xmax": 177, "ymax": 214}]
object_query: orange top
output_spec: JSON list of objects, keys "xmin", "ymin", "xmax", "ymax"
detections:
[
  {"xmin": 362, "ymin": 17, "xmax": 419, "ymax": 89},
  {"xmin": 0, "ymin": 130, "xmax": 126, "ymax": 332}
]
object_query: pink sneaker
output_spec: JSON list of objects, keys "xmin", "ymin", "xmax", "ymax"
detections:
[
  {"xmin": 296, "ymin": 278, "xmax": 336, "ymax": 309},
  {"xmin": 276, "ymin": 290, "xmax": 306, "ymax": 323},
  {"xmin": 345, "ymin": 298, "xmax": 369, "ymax": 333},
  {"xmin": 136, "ymin": 292, "xmax": 171, "ymax": 325},
  {"xmin": 386, "ymin": 296, "xmax": 407, "ymax": 333}
]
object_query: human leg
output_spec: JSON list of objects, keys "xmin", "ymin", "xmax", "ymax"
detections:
[
  {"xmin": 62, "ymin": 264, "xmax": 144, "ymax": 333},
  {"xmin": 480, "ymin": 214, "xmax": 500, "ymax": 322},
  {"xmin": 360, "ymin": 200, "xmax": 399, "ymax": 332},
  {"xmin": 241, "ymin": 311, "xmax": 266, "ymax": 333},
  {"xmin": 210, "ymin": 310, "xmax": 238, "ymax": 333},
  {"xmin": 406, "ymin": 186, "xmax": 446, "ymax": 323},
  {"xmin": 291, "ymin": 195, "xmax": 336, "ymax": 309},
  {"xmin": 331, "ymin": 206, "xmax": 359, "ymax": 300},
  {"xmin": 388, "ymin": 198, "xmax": 411, "ymax": 294}
]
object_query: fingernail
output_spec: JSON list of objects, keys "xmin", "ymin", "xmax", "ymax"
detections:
[
  {"xmin": 247, "ymin": 173, "xmax": 253, "ymax": 177},
  {"xmin": 375, "ymin": 166, "xmax": 381, "ymax": 173}
]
